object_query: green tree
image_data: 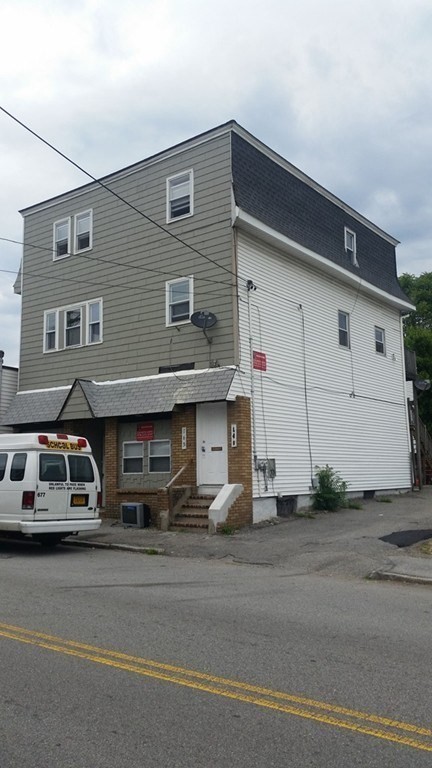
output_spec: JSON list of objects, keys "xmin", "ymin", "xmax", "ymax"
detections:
[{"xmin": 399, "ymin": 273, "xmax": 432, "ymax": 432}]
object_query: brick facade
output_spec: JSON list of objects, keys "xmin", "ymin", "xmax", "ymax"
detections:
[
  {"xmin": 226, "ymin": 396, "xmax": 253, "ymax": 528},
  {"xmin": 66, "ymin": 396, "xmax": 253, "ymax": 530}
]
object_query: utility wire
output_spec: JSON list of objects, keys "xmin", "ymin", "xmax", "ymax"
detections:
[{"xmin": 0, "ymin": 105, "xmax": 243, "ymax": 282}]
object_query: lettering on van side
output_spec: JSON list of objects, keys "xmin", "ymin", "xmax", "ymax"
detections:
[{"xmin": 46, "ymin": 441, "xmax": 82, "ymax": 451}]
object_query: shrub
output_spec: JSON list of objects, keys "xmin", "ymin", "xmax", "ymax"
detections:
[{"xmin": 312, "ymin": 465, "xmax": 348, "ymax": 512}]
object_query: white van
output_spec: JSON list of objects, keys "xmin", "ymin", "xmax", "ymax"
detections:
[{"xmin": 0, "ymin": 432, "xmax": 102, "ymax": 547}]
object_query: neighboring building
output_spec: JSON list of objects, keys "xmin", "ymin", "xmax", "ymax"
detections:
[
  {"xmin": 0, "ymin": 353, "xmax": 18, "ymax": 434},
  {"xmin": 5, "ymin": 121, "xmax": 415, "ymax": 528}
]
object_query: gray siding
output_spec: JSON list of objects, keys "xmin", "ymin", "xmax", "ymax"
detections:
[
  {"xmin": 20, "ymin": 132, "xmax": 235, "ymax": 390},
  {"xmin": 60, "ymin": 385, "xmax": 93, "ymax": 421}
]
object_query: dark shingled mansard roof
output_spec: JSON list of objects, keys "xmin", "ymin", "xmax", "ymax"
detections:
[
  {"xmin": 3, "ymin": 369, "xmax": 236, "ymax": 426},
  {"xmin": 231, "ymin": 130, "xmax": 411, "ymax": 305}
]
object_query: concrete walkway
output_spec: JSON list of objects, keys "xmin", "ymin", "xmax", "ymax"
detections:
[{"xmin": 65, "ymin": 487, "xmax": 432, "ymax": 584}]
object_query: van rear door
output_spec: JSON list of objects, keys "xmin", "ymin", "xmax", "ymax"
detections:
[
  {"xmin": 65, "ymin": 453, "xmax": 98, "ymax": 519},
  {"xmin": 36, "ymin": 452, "xmax": 68, "ymax": 520}
]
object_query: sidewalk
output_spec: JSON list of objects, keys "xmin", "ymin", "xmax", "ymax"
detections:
[{"xmin": 65, "ymin": 487, "xmax": 432, "ymax": 584}]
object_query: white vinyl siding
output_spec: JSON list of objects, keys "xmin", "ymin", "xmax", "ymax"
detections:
[
  {"xmin": 166, "ymin": 170, "xmax": 193, "ymax": 222},
  {"xmin": 0, "ymin": 367, "xmax": 18, "ymax": 434},
  {"xmin": 235, "ymin": 232, "xmax": 411, "ymax": 499},
  {"xmin": 74, "ymin": 210, "xmax": 92, "ymax": 252},
  {"xmin": 53, "ymin": 218, "xmax": 71, "ymax": 260},
  {"xmin": 166, "ymin": 277, "xmax": 193, "ymax": 325}
]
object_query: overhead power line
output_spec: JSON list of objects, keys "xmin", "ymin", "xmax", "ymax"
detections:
[{"xmin": 0, "ymin": 105, "xmax": 241, "ymax": 282}]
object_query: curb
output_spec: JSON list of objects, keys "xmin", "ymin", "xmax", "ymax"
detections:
[
  {"xmin": 369, "ymin": 569, "xmax": 432, "ymax": 586},
  {"xmin": 63, "ymin": 539, "xmax": 166, "ymax": 556}
]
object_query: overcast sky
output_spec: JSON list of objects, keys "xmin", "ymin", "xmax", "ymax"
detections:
[{"xmin": 1, "ymin": 0, "xmax": 431, "ymax": 367}]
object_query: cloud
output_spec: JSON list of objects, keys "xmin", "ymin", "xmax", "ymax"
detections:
[{"xmin": 1, "ymin": 0, "xmax": 432, "ymax": 364}]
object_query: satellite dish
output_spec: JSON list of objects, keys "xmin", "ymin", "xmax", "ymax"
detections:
[
  {"xmin": 190, "ymin": 311, "xmax": 218, "ymax": 329},
  {"xmin": 414, "ymin": 379, "xmax": 431, "ymax": 392}
]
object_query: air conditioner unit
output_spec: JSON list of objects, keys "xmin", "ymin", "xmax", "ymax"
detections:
[{"xmin": 120, "ymin": 502, "xmax": 149, "ymax": 528}]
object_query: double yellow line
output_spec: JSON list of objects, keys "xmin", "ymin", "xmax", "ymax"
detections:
[{"xmin": 0, "ymin": 621, "xmax": 431, "ymax": 753}]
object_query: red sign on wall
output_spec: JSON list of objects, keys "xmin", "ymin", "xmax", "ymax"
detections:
[
  {"xmin": 253, "ymin": 351, "xmax": 267, "ymax": 371},
  {"xmin": 136, "ymin": 423, "xmax": 154, "ymax": 441}
]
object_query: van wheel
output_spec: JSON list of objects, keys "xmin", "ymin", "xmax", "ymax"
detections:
[{"xmin": 33, "ymin": 534, "xmax": 63, "ymax": 548}]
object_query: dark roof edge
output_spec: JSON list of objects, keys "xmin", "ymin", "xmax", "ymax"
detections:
[
  {"xmin": 19, "ymin": 120, "xmax": 238, "ymax": 216},
  {"xmin": 231, "ymin": 125, "xmax": 400, "ymax": 247}
]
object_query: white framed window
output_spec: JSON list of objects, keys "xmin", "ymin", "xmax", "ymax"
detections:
[
  {"xmin": 338, "ymin": 310, "xmax": 350, "ymax": 348},
  {"xmin": 43, "ymin": 298, "xmax": 103, "ymax": 353},
  {"xmin": 166, "ymin": 276, "xmax": 193, "ymax": 325},
  {"xmin": 344, "ymin": 227, "xmax": 358, "ymax": 266},
  {"xmin": 87, "ymin": 299, "xmax": 102, "ymax": 344},
  {"xmin": 74, "ymin": 210, "xmax": 92, "ymax": 253},
  {"xmin": 44, "ymin": 310, "xmax": 58, "ymax": 352},
  {"xmin": 167, "ymin": 170, "xmax": 193, "ymax": 222},
  {"xmin": 123, "ymin": 442, "xmax": 144, "ymax": 474},
  {"xmin": 64, "ymin": 307, "xmax": 82, "ymax": 348},
  {"xmin": 53, "ymin": 218, "xmax": 71, "ymax": 260},
  {"xmin": 375, "ymin": 326, "xmax": 386, "ymax": 355},
  {"xmin": 149, "ymin": 440, "xmax": 171, "ymax": 473}
]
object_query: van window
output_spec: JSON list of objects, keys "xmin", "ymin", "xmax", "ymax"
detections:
[
  {"xmin": 0, "ymin": 453, "xmax": 7, "ymax": 481},
  {"xmin": 10, "ymin": 453, "xmax": 27, "ymax": 481},
  {"xmin": 39, "ymin": 454, "xmax": 67, "ymax": 482},
  {"xmin": 68, "ymin": 454, "xmax": 94, "ymax": 483}
]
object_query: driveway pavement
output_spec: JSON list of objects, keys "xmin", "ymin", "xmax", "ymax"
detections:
[{"xmin": 66, "ymin": 487, "xmax": 432, "ymax": 584}]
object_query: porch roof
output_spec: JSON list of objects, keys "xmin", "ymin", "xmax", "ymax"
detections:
[{"xmin": 2, "ymin": 368, "xmax": 237, "ymax": 425}]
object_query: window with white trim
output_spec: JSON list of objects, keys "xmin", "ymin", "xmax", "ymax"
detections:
[
  {"xmin": 87, "ymin": 300, "xmax": 102, "ymax": 344},
  {"xmin": 74, "ymin": 210, "xmax": 92, "ymax": 252},
  {"xmin": 44, "ymin": 310, "xmax": 58, "ymax": 352},
  {"xmin": 167, "ymin": 170, "xmax": 193, "ymax": 221},
  {"xmin": 53, "ymin": 218, "xmax": 71, "ymax": 260},
  {"xmin": 123, "ymin": 442, "xmax": 144, "ymax": 474},
  {"xmin": 65, "ymin": 307, "xmax": 82, "ymax": 348},
  {"xmin": 43, "ymin": 298, "xmax": 102, "ymax": 353},
  {"xmin": 149, "ymin": 440, "xmax": 171, "ymax": 473},
  {"xmin": 375, "ymin": 326, "xmax": 386, "ymax": 355},
  {"xmin": 166, "ymin": 276, "xmax": 193, "ymax": 325},
  {"xmin": 338, "ymin": 310, "xmax": 350, "ymax": 348},
  {"xmin": 344, "ymin": 227, "xmax": 358, "ymax": 266}
]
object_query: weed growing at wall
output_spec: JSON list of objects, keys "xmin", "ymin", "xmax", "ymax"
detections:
[{"xmin": 312, "ymin": 465, "xmax": 348, "ymax": 512}]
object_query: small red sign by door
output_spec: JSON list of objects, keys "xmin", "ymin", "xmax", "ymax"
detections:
[
  {"xmin": 136, "ymin": 422, "xmax": 154, "ymax": 441},
  {"xmin": 253, "ymin": 351, "xmax": 267, "ymax": 371}
]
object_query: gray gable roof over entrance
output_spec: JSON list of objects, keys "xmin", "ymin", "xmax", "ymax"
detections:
[
  {"xmin": 3, "ymin": 369, "xmax": 236, "ymax": 425},
  {"xmin": 231, "ymin": 130, "xmax": 410, "ymax": 305}
]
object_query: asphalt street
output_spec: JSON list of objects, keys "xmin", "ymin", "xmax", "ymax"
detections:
[
  {"xmin": 1, "ymin": 534, "xmax": 432, "ymax": 767},
  {"xmin": 70, "ymin": 487, "xmax": 432, "ymax": 582}
]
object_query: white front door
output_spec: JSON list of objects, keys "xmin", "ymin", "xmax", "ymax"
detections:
[{"xmin": 196, "ymin": 402, "xmax": 228, "ymax": 486}]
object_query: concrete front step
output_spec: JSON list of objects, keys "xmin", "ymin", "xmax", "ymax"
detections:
[
  {"xmin": 179, "ymin": 509, "xmax": 209, "ymax": 519},
  {"xmin": 186, "ymin": 496, "xmax": 214, "ymax": 508}
]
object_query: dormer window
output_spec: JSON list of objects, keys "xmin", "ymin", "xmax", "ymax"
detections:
[{"xmin": 344, "ymin": 227, "xmax": 358, "ymax": 266}]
